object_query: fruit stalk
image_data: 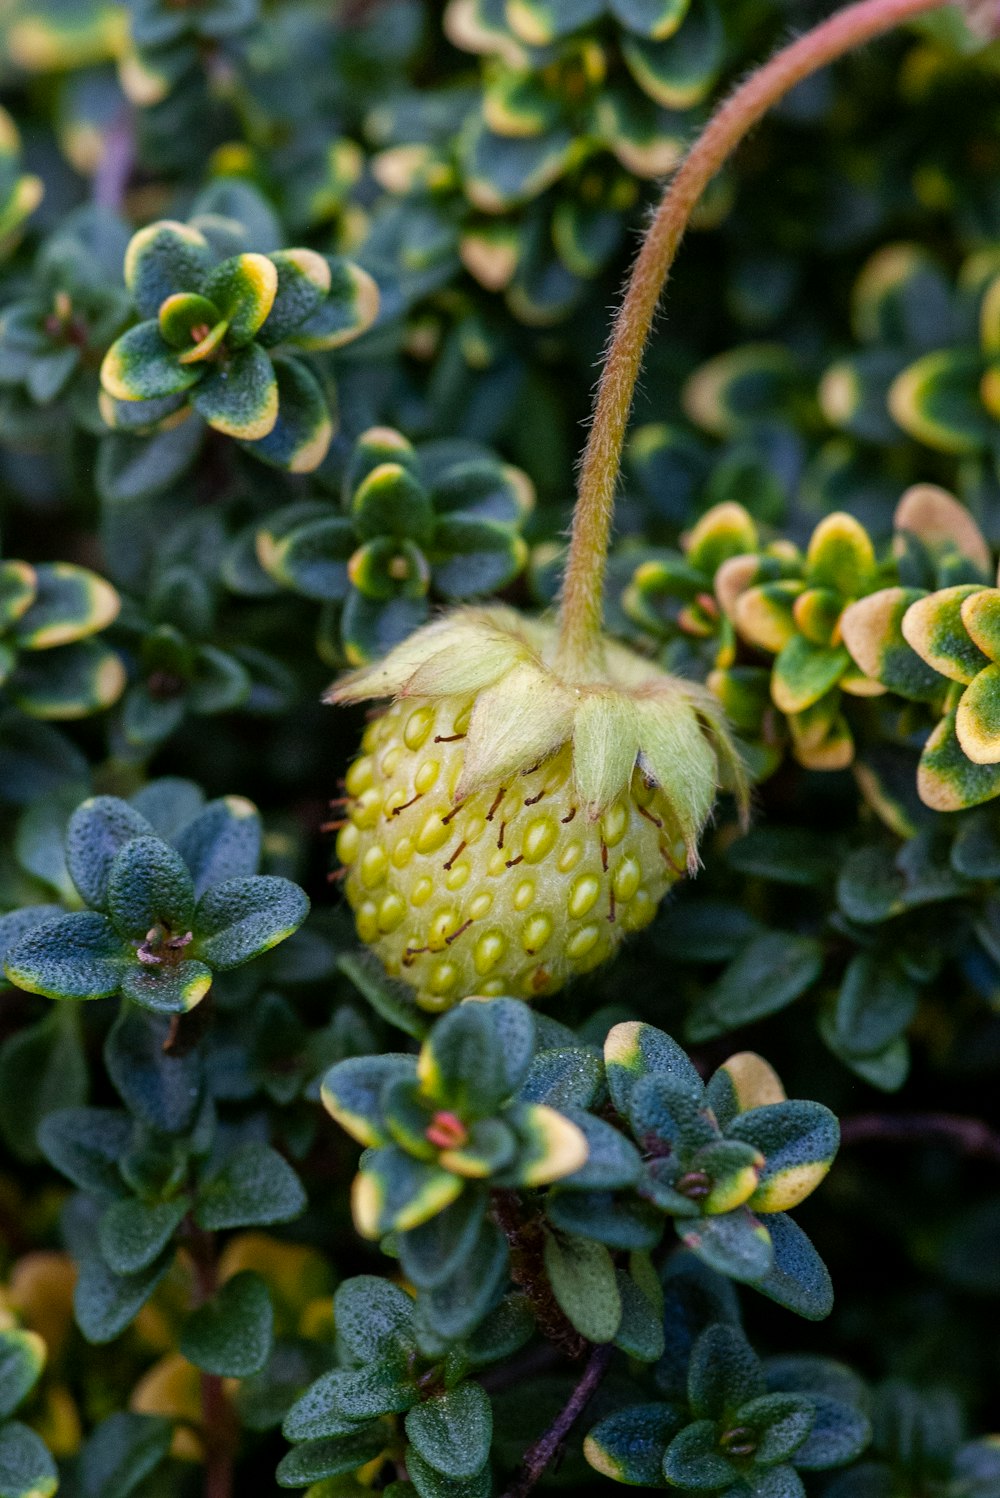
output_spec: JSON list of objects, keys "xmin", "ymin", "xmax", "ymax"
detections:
[{"xmin": 555, "ymin": 0, "xmax": 946, "ymax": 679}]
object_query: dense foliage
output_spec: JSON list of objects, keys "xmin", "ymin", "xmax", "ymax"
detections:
[{"xmin": 1, "ymin": 2, "xmax": 1000, "ymax": 1496}]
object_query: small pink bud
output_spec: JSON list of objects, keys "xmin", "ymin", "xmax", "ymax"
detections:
[{"xmin": 425, "ymin": 1110, "xmax": 468, "ymax": 1150}]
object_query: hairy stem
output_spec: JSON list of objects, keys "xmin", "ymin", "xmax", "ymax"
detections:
[
  {"xmin": 491, "ymin": 1189, "xmax": 586, "ymax": 1357},
  {"xmin": 500, "ymin": 1341, "xmax": 614, "ymax": 1498},
  {"xmin": 841, "ymin": 1111, "xmax": 1000, "ymax": 1163},
  {"xmin": 555, "ymin": 0, "xmax": 945, "ymax": 676}
]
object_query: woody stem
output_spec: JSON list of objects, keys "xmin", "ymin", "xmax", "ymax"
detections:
[
  {"xmin": 554, "ymin": 0, "xmax": 945, "ymax": 678},
  {"xmin": 500, "ymin": 1341, "xmax": 614, "ymax": 1498},
  {"xmin": 186, "ymin": 1220, "xmax": 236, "ymax": 1498}
]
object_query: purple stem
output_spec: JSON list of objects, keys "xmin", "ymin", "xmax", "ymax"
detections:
[
  {"xmin": 840, "ymin": 1112, "xmax": 1000, "ymax": 1164},
  {"xmin": 500, "ymin": 1342, "xmax": 614, "ymax": 1498},
  {"xmin": 93, "ymin": 110, "xmax": 135, "ymax": 212}
]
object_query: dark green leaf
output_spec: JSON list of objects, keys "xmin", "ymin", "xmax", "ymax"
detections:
[
  {"xmin": 557, "ymin": 1110, "xmax": 642, "ymax": 1191},
  {"xmin": 419, "ymin": 1003, "xmax": 508, "ymax": 1117},
  {"xmin": 38, "ymin": 1106, "xmax": 130, "ymax": 1198},
  {"xmin": 543, "ymin": 1232, "xmax": 621, "ymax": 1343},
  {"xmin": 181, "ymin": 1270, "xmax": 274, "ymax": 1376},
  {"xmin": 0, "ymin": 1330, "xmax": 46, "ymax": 1420},
  {"xmin": 0, "ymin": 906, "xmax": 65, "ymax": 969},
  {"xmin": 66, "ymin": 796, "xmax": 154, "ymax": 910},
  {"xmin": 195, "ymin": 1142, "xmax": 307, "ymax": 1229},
  {"xmin": 104, "ymin": 1005, "xmax": 202, "ymax": 1133},
  {"xmin": 613, "ymin": 1267, "xmax": 666, "ymax": 1362},
  {"xmin": 3, "ymin": 910, "xmax": 126, "ymax": 1000},
  {"xmin": 546, "ymin": 1189, "xmax": 663, "ymax": 1250},
  {"xmin": 464, "ymin": 1295, "xmax": 535, "ymax": 1369},
  {"xmin": 688, "ymin": 1323, "xmax": 765, "ymax": 1420},
  {"xmin": 234, "ymin": 1339, "xmax": 332, "ymax": 1433},
  {"xmin": 96, "ymin": 419, "xmax": 204, "ymax": 503},
  {"xmin": 75, "ymin": 1413, "xmax": 172, "ymax": 1498},
  {"xmin": 119, "ymin": 957, "xmax": 213, "ymax": 1014},
  {"xmin": 74, "ymin": 1243, "xmax": 171, "ymax": 1345},
  {"xmin": 416, "ymin": 1217, "xmax": 508, "ymax": 1344},
  {"xmin": 519, "ymin": 1046, "xmax": 604, "ymax": 1109},
  {"xmin": 585, "ymin": 1402, "xmax": 684, "ymax": 1486},
  {"xmin": 174, "ymin": 795, "xmax": 262, "ymax": 897},
  {"xmin": 334, "ymin": 1275, "xmax": 415, "ymax": 1363},
  {"xmin": 194, "ymin": 875, "xmax": 310, "ymax": 969},
  {"xmin": 431, "ymin": 516, "xmax": 526, "ymax": 598},
  {"xmin": 106, "ymin": 835, "xmax": 195, "ymax": 940},
  {"xmin": 322, "ymin": 1363, "xmax": 417, "ymax": 1421},
  {"xmin": 833, "ymin": 953, "xmax": 918, "ymax": 1059},
  {"xmin": 190, "ymin": 343, "xmax": 278, "ymax": 441},
  {"xmin": 282, "ymin": 1371, "xmax": 375, "ymax": 1442},
  {"xmin": 0, "ymin": 1003, "xmax": 87, "ymax": 1161},
  {"xmin": 406, "ymin": 1446, "xmax": 492, "ymax": 1498},
  {"xmin": 754, "ymin": 1213, "xmax": 834, "ymax": 1321},
  {"xmin": 321, "ymin": 1052, "xmax": 417, "ymax": 1148},
  {"xmin": 240, "ymin": 354, "xmax": 333, "ymax": 473},
  {"xmin": 688, "ymin": 933, "xmax": 824, "ymax": 1040},
  {"xmin": 787, "ymin": 1394, "xmax": 871, "ymax": 1470},
  {"xmin": 337, "ymin": 951, "xmax": 431, "ymax": 1041},
  {"xmin": 276, "ymin": 1426, "xmax": 387, "ymax": 1487},
  {"xmin": 98, "ymin": 1195, "xmax": 187, "ymax": 1276},
  {"xmin": 0, "ymin": 1422, "xmax": 58, "ymax": 1498},
  {"xmin": 736, "ymin": 1392, "xmax": 816, "ymax": 1464},
  {"xmin": 397, "ymin": 1191, "xmax": 488, "ymax": 1291},
  {"xmin": 680, "ymin": 1207, "xmax": 774, "ymax": 1284},
  {"xmin": 405, "ymin": 1382, "xmax": 492, "ymax": 1480},
  {"xmin": 663, "ymin": 1418, "xmax": 742, "ymax": 1491}
]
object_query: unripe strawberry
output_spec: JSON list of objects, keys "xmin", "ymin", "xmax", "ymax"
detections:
[{"xmin": 328, "ymin": 607, "xmax": 744, "ymax": 1011}]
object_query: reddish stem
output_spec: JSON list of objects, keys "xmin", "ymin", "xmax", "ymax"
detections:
[
  {"xmin": 557, "ymin": 0, "xmax": 945, "ymax": 676},
  {"xmin": 500, "ymin": 1341, "xmax": 614, "ymax": 1498},
  {"xmin": 186, "ymin": 1221, "xmax": 236, "ymax": 1498},
  {"xmin": 491, "ymin": 1190, "xmax": 585, "ymax": 1357},
  {"xmin": 840, "ymin": 1112, "xmax": 1000, "ymax": 1163}
]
